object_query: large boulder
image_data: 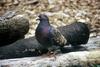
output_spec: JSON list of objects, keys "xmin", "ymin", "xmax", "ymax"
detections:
[
  {"xmin": 0, "ymin": 37, "xmax": 48, "ymax": 59},
  {"xmin": 0, "ymin": 15, "xmax": 29, "ymax": 46}
]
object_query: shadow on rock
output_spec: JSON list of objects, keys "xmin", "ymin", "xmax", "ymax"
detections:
[{"xmin": 0, "ymin": 37, "xmax": 48, "ymax": 59}]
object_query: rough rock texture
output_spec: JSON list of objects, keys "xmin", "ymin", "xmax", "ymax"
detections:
[
  {"xmin": 0, "ymin": 36, "xmax": 100, "ymax": 59},
  {"xmin": 0, "ymin": 37, "xmax": 48, "ymax": 59},
  {"xmin": 0, "ymin": 15, "xmax": 29, "ymax": 46},
  {"xmin": 0, "ymin": 50, "xmax": 100, "ymax": 67},
  {"xmin": 57, "ymin": 22, "xmax": 90, "ymax": 46},
  {"xmin": 0, "ymin": 36, "xmax": 100, "ymax": 66}
]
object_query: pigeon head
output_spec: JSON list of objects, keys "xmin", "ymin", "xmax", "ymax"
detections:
[{"xmin": 38, "ymin": 14, "xmax": 49, "ymax": 21}]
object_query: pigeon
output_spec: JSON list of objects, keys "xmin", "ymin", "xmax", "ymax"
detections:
[
  {"xmin": 35, "ymin": 14, "xmax": 67, "ymax": 54},
  {"xmin": 57, "ymin": 22, "xmax": 90, "ymax": 47}
]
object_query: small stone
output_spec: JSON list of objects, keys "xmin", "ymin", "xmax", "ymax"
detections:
[
  {"xmin": 90, "ymin": 33, "xmax": 97, "ymax": 37},
  {"xmin": 7, "ymin": 0, "xmax": 12, "ymax": 3},
  {"xmin": 78, "ymin": 19, "xmax": 86, "ymax": 23},
  {"xmin": 49, "ymin": 5, "xmax": 61, "ymax": 12},
  {"xmin": 13, "ymin": 0, "xmax": 19, "ymax": 5},
  {"xmin": 97, "ymin": 33, "xmax": 100, "ymax": 36},
  {"xmin": 2, "ymin": 11, "xmax": 16, "ymax": 19},
  {"xmin": 25, "ymin": 0, "xmax": 39, "ymax": 5},
  {"xmin": 0, "ymin": 0, "xmax": 6, "ymax": 4}
]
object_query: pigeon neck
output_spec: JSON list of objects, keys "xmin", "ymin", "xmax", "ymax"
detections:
[{"xmin": 39, "ymin": 20, "xmax": 50, "ymax": 26}]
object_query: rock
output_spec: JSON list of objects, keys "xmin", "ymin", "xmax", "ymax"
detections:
[
  {"xmin": 90, "ymin": 33, "xmax": 97, "ymax": 37},
  {"xmin": 24, "ymin": 0, "xmax": 39, "ymax": 5},
  {"xmin": 7, "ymin": 0, "xmax": 12, "ymax": 3},
  {"xmin": 0, "ymin": 37, "xmax": 48, "ymax": 59},
  {"xmin": 13, "ymin": 0, "xmax": 19, "ymax": 5},
  {"xmin": 0, "ymin": 36, "xmax": 100, "ymax": 59},
  {"xmin": 0, "ymin": 15, "xmax": 29, "ymax": 46},
  {"xmin": 57, "ymin": 22, "xmax": 90, "ymax": 46},
  {"xmin": 49, "ymin": 5, "xmax": 61, "ymax": 12},
  {"xmin": 2, "ymin": 11, "xmax": 16, "ymax": 19},
  {"xmin": 0, "ymin": 0, "xmax": 6, "ymax": 4},
  {"xmin": 0, "ymin": 50, "xmax": 100, "ymax": 67}
]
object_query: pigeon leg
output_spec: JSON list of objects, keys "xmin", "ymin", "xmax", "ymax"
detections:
[
  {"xmin": 47, "ymin": 50, "xmax": 56, "ymax": 58},
  {"xmin": 41, "ymin": 50, "xmax": 56, "ymax": 58},
  {"xmin": 41, "ymin": 47, "xmax": 61, "ymax": 59},
  {"xmin": 47, "ymin": 48, "xmax": 61, "ymax": 59}
]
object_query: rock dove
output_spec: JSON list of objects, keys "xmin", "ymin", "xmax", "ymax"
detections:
[
  {"xmin": 35, "ymin": 14, "xmax": 67, "ymax": 54},
  {"xmin": 57, "ymin": 22, "xmax": 90, "ymax": 47}
]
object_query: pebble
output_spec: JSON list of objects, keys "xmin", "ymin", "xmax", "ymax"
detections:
[
  {"xmin": 2, "ymin": 11, "xmax": 16, "ymax": 19},
  {"xmin": 0, "ymin": 0, "xmax": 6, "ymax": 4},
  {"xmin": 90, "ymin": 33, "xmax": 97, "ymax": 37},
  {"xmin": 25, "ymin": 0, "xmax": 39, "ymax": 5},
  {"xmin": 13, "ymin": 0, "xmax": 19, "ymax": 5}
]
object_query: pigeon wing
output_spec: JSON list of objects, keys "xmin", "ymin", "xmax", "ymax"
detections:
[{"xmin": 50, "ymin": 26, "xmax": 67, "ymax": 47}]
